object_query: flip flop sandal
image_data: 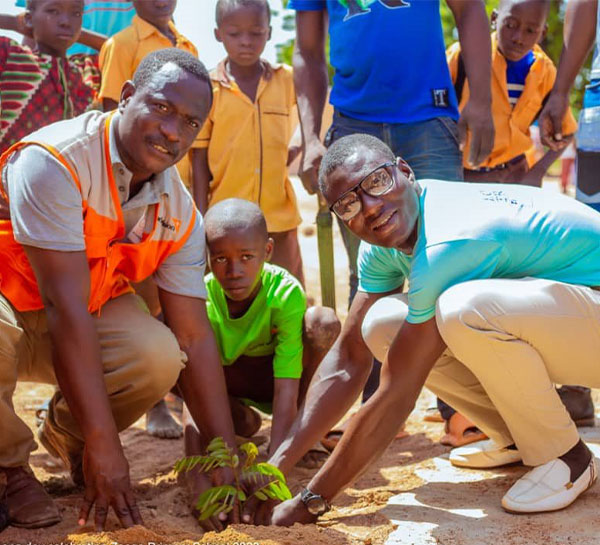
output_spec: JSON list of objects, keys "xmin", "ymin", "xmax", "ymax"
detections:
[
  {"xmin": 440, "ymin": 412, "xmax": 487, "ymax": 448},
  {"xmin": 321, "ymin": 424, "xmax": 408, "ymax": 453}
]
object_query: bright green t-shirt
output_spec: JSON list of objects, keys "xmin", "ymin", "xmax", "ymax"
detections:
[{"xmin": 205, "ymin": 263, "xmax": 306, "ymax": 379}]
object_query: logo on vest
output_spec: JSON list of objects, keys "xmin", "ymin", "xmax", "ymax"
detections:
[
  {"xmin": 341, "ymin": 0, "xmax": 410, "ymax": 22},
  {"xmin": 158, "ymin": 216, "xmax": 181, "ymax": 233}
]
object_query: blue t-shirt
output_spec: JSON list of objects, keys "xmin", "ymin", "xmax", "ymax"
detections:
[
  {"xmin": 287, "ymin": 0, "xmax": 459, "ymax": 123},
  {"xmin": 358, "ymin": 180, "xmax": 600, "ymax": 323},
  {"xmin": 505, "ymin": 50, "xmax": 535, "ymax": 107}
]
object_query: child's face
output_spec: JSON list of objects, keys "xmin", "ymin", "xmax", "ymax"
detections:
[
  {"xmin": 208, "ymin": 227, "xmax": 273, "ymax": 302},
  {"xmin": 26, "ymin": 0, "xmax": 83, "ymax": 56},
  {"xmin": 133, "ymin": 0, "xmax": 176, "ymax": 29},
  {"xmin": 493, "ymin": 0, "xmax": 548, "ymax": 62},
  {"xmin": 215, "ymin": 4, "xmax": 271, "ymax": 67}
]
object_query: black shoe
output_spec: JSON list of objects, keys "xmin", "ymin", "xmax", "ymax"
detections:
[{"xmin": 557, "ymin": 385, "xmax": 595, "ymax": 427}]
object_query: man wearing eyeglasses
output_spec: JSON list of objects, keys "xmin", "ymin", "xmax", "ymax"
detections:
[{"xmin": 259, "ymin": 133, "xmax": 600, "ymax": 525}]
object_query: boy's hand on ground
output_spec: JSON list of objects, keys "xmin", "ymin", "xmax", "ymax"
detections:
[
  {"xmin": 539, "ymin": 93, "xmax": 569, "ymax": 151},
  {"xmin": 78, "ymin": 443, "xmax": 143, "ymax": 531},
  {"xmin": 459, "ymin": 100, "xmax": 495, "ymax": 168},
  {"xmin": 240, "ymin": 495, "xmax": 278, "ymax": 525},
  {"xmin": 271, "ymin": 494, "xmax": 317, "ymax": 526},
  {"xmin": 299, "ymin": 139, "xmax": 326, "ymax": 195}
]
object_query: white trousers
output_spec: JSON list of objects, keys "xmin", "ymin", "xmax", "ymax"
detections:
[{"xmin": 361, "ymin": 278, "xmax": 600, "ymax": 465}]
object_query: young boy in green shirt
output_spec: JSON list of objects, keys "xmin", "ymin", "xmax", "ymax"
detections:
[{"xmin": 182, "ymin": 199, "xmax": 340, "ymax": 514}]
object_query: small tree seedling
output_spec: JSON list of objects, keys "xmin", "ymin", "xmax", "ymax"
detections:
[{"xmin": 175, "ymin": 437, "xmax": 292, "ymax": 521}]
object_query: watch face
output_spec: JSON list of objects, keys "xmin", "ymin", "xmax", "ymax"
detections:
[{"xmin": 306, "ymin": 497, "xmax": 327, "ymax": 516}]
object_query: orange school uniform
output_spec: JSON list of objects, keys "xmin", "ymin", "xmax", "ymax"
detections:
[
  {"xmin": 196, "ymin": 59, "xmax": 301, "ymax": 233},
  {"xmin": 98, "ymin": 15, "xmax": 198, "ymax": 186},
  {"xmin": 447, "ymin": 35, "xmax": 577, "ymax": 169}
]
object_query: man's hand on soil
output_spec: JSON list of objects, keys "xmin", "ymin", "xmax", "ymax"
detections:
[
  {"xmin": 78, "ymin": 443, "xmax": 143, "ymax": 531},
  {"xmin": 299, "ymin": 139, "xmax": 327, "ymax": 195},
  {"xmin": 271, "ymin": 494, "xmax": 318, "ymax": 526}
]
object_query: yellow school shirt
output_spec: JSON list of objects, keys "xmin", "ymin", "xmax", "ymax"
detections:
[
  {"xmin": 447, "ymin": 35, "xmax": 578, "ymax": 169},
  {"xmin": 196, "ymin": 59, "xmax": 301, "ymax": 233},
  {"xmin": 98, "ymin": 15, "xmax": 198, "ymax": 186}
]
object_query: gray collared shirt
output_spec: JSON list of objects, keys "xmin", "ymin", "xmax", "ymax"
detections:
[{"xmin": 3, "ymin": 115, "xmax": 207, "ymax": 299}]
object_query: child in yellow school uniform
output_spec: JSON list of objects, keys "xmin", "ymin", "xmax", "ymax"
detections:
[
  {"xmin": 194, "ymin": 0, "xmax": 304, "ymax": 284},
  {"xmin": 447, "ymin": 0, "xmax": 577, "ymax": 186}
]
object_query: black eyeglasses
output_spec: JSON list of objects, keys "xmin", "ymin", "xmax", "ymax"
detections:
[{"xmin": 330, "ymin": 161, "xmax": 396, "ymax": 221}]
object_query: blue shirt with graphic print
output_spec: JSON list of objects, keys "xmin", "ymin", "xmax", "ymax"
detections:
[{"xmin": 287, "ymin": 0, "xmax": 459, "ymax": 123}]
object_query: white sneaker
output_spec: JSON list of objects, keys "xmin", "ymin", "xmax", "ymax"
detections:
[
  {"xmin": 502, "ymin": 457, "xmax": 597, "ymax": 513},
  {"xmin": 449, "ymin": 439, "xmax": 522, "ymax": 469}
]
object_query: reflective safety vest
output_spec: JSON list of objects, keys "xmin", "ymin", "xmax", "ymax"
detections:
[{"xmin": 0, "ymin": 111, "xmax": 197, "ymax": 313}]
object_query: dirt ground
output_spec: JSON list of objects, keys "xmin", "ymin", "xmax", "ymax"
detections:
[{"xmin": 3, "ymin": 177, "xmax": 600, "ymax": 545}]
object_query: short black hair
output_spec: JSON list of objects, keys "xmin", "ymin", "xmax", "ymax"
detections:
[
  {"xmin": 318, "ymin": 134, "xmax": 395, "ymax": 193},
  {"xmin": 133, "ymin": 48, "xmax": 211, "ymax": 97},
  {"xmin": 215, "ymin": 0, "xmax": 271, "ymax": 26},
  {"xmin": 204, "ymin": 198, "xmax": 268, "ymax": 242},
  {"xmin": 25, "ymin": 0, "xmax": 38, "ymax": 10}
]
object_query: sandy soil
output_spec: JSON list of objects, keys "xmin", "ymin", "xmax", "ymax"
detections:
[{"xmin": 2, "ymin": 177, "xmax": 600, "ymax": 545}]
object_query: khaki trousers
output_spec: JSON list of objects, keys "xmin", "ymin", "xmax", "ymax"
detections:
[
  {"xmin": 361, "ymin": 278, "xmax": 600, "ymax": 466},
  {"xmin": 0, "ymin": 293, "xmax": 186, "ymax": 468}
]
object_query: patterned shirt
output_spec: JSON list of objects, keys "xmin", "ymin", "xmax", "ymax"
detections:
[{"xmin": 0, "ymin": 37, "xmax": 100, "ymax": 155}]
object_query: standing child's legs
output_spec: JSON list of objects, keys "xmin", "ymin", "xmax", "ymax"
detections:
[{"xmin": 269, "ymin": 229, "xmax": 305, "ymax": 286}]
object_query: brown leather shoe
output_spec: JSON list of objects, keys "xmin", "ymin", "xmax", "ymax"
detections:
[
  {"xmin": 37, "ymin": 420, "xmax": 84, "ymax": 487},
  {"xmin": 1, "ymin": 466, "xmax": 61, "ymax": 529}
]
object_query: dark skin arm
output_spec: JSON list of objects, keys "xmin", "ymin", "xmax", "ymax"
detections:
[
  {"xmin": 190, "ymin": 147, "xmax": 211, "ymax": 214},
  {"xmin": 272, "ymin": 317, "xmax": 446, "ymax": 526},
  {"xmin": 159, "ymin": 289, "xmax": 238, "ymax": 531},
  {"xmin": 293, "ymin": 9, "xmax": 329, "ymax": 195},
  {"xmin": 539, "ymin": 0, "xmax": 597, "ymax": 149},
  {"xmin": 267, "ymin": 290, "xmax": 389, "ymax": 477},
  {"xmin": 23, "ymin": 247, "xmax": 142, "ymax": 531},
  {"xmin": 159, "ymin": 289, "xmax": 237, "ymax": 452},
  {"xmin": 0, "ymin": 13, "xmax": 107, "ymax": 51},
  {"xmin": 240, "ymin": 290, "xmax": 384, "ymax": 524},
  {"xmin": 269, "ymin": 378, "xmax": 300, "ymax": 458},
  {"xmin": 447, "ymin": 0, "xmax": 495, "ymax": 167}
]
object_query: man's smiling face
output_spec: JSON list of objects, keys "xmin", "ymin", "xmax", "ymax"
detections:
[
  {"xmin": 323, "ymin": 146, "xmax": 420, "ymax": 253},
  {"xmin": 116, "ymin": 62, "xmax": 210, "ymax": 181}
]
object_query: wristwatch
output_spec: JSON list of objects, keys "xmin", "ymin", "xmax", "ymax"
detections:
[{"xmin": 300, "ymin": 488, "xmax": 331, "ymax": 516}]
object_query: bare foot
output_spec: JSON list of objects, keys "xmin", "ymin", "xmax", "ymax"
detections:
[{"xmin": 146, "ymin": 399, "xmax": 183, "ymax": 439}]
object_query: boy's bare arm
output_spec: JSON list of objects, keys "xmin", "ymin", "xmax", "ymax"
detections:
[
  {"xmin": 268, "ymin": 290, "xmax": 391, "ymax": 476},
  {"xmin": 158, "ymin": 289, "xmax": 237, "ymax": 451},
  {"xmin": 447, "ymin": 0, "xmax": 494, "ymax": 168},
  {"xmin": 0, "ymin": 13, "xmax": 28, "ymax": 35},
  {"xmin": 293, "ymin": 9, "xmax": 329, "ymax": 195},
  {"xmin": 191, "ymin": 148, "xmax": 211, "ymax": 214},
  {"xmin": 269, "ymin": 378, "xmax": 300, "ymax": 457},
  {"xmin": 77, "ymin": 29, "xmax": 107, "ymax": 52}
]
